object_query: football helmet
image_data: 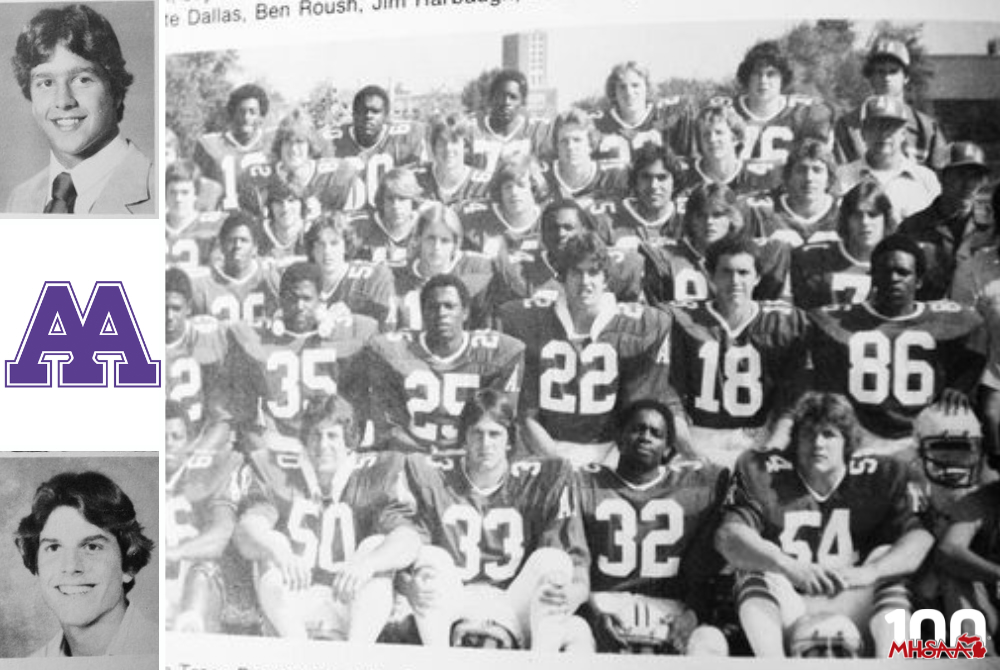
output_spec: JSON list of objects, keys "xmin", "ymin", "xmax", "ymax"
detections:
[
  {"xmin": 915, "ymin": 404, "xmax": 983, "ymax": 488},
  {"xmin": 450, "ymin": 587, "xmax": 522, "ymax": 649},
  {"xmin": 788, "ymin": 613, "xmax": 864, "ymax": 658}
]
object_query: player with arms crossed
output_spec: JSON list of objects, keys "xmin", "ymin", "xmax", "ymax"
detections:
[
  {"xmin": 575, "ymin": 400, "xmax": 729, "ymax": 655},
  {"xmin": 666, "ymin": 236, "xmax": 810, "ymax": 468},
  {"xmin": 191, "ymin": 212, "xmax": 280, "ymax": 326},
  {"xmin": 592, "ymin": 61, "xmax": 694, "ymax": 170},
  {"xmin": 790, "ymin": 180, "xmax": 893, "ymax": 310},
  {"xmin": 468, "ymin": 69, "xmax": 552, "ymax": 179},
  {"xmin": 808, "ymin": 234, "xmax": 985, "ymax": 455},
  {"xmin": 382, "ymin": 390, "xmax": 594, "ymax": 651},
  {"xmin": 329, "ymin": 85, "xmax": 426, "ymax": 209},
  {"xmin": 165, "ymin": 400, "xmax": 248, "ymax": 634},
  {"xmin": 219, "ymin": 261, "xmax": 377, "ymax": 454},
  {"xmin": 498, "ymin": 231, "xmax": 674, "ymax": 466},
  {"xmin": 235, "ymin": 395, "xmax": 420, "ymax": 640},
  {"xmin": 364, "ymin": 273, "xmax": 524, "ymax": 455},
  {"xmin": 194, "ymin": 84, "xmax": 273, "ymax": 210},
  {"xmin": 715, "ymin": 392, "xmax": 934, "ymax": 658}
]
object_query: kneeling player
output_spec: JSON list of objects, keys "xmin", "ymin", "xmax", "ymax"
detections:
[
  {"xmin": 165, "ymin": 400, "xmax": 247, "ymax": 633},
  {"xmin": 715, "ymin": 392, "xmax": 933, "ymax": 657},
  {"xmin": 383, "ymin": 390, "xmax": 595, "ymax": 651},
  {"xmin": 575, "ymin": 400, "xmax": 729, "ymax": 655},
  {"xmin": 234, "ymin": 395, "xmax": 419, "ymax": 640}
]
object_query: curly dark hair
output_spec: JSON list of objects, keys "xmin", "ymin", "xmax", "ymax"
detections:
[
  {"xmin": 13, "ymin": 4, "xmax": 133, "ymax": 121},
  {"xmin": 15, "ymin": 471, "xmax": 153, "ymax": 593}
]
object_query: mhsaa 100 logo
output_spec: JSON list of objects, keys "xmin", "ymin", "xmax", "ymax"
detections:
[{"xmin": 886, "ymin": 608, "xmax": 988, "ymax": 659}]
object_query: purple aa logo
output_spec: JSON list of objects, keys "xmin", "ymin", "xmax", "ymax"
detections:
[{"xmin": 6, "ymin": 282, "xmax": 160, "ymax": 387}]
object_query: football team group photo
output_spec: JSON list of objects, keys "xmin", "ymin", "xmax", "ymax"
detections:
[{"xmin": 163, "ymin": 18, "xmax": 1000, "ymax": 658}]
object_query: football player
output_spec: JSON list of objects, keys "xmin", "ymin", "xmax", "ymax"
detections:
[
  {"xmin": 329, "ymin": 85, "xmax": 427, "ymax": 208},
  {"xmin": 218, "ymin": 261, "xmax": 378, "ymax": 453},
  {"xmin": 468, "ymin": 69, "xmax": 552, "ymax": 178},
  {"xmin": 167, "ymin": 126, "xmax": 223, "ymax": 211},
  {"xmin": 675, "ymin": 103, "xmax": 780, "ymax": 203},
  {"xmin": 363, "ymin": 273, "xmax": 524, "ymax": 455},
  {"xmin": 791, "ymin": 180, "xmax": 893, "ymax": 309},
  {"xmin": 575, "ymin": 400, "xmax": 729, "ymax": 655},
  {"xmin": 544, "ymin": 109, "xmax": 628, "ymax": 205},
  {"xmin": 193, "ymin": 84, "xmax": 272, "ymax": 210},
  {"xmin": 191, "ymin": 211, "xmax": 280, "ymax": 325},
  {"xmin": 729, "ymin": 41, "xmax": 834, "ymax": 175},
  {"xmin": 348, "ymin": 167, "xmax": 423, "ymax": 268},
  {"xmin": 166, "ymin": 161, "xmax": 226, "ymax": 272},
  {"xmin": 166, "ymin": 267, "xmax": 229, "ymax": 448},
  {"xmin": 382, "ymin": 390, "xmax": 595, "ymax": 651},
  {"xmin": 666, "ymin": 235, "xmax": 810, "ymax": 467},
  {"xmin": 235, "ymin": 394, "xmax": 419, "ymax": 640},
  {"xmin": 836, "ymin": 96, "xmax": 940, "ymax": 223},
  {"xmin": 642, "ymin": 183, "xmax": 791, "ymax": 305},
  {"xmin": 489, "ymin": 199, "xmax": 643, "ymax": 308},
  {"xmin": 303, "ymin": 213, "xmax": 396, "ymax": 328},
  {"xmin": 458, "ymin": 154, "xmax": 548, "ymax": 257},
  {"xmin": 716, "ymin": 391, "xmax": 934, "ymax": 658},
  {"xmin": 743, "ymin": 139, "xmax": 841, "ymax": 248},
  {"xmin": 165, "ymin": 399, "xmax": 247, "ymax": 633},
  {"xmin": 391, "ymin": 203, "xmax": 494, "ymax": 331},
  {"xmin": 498, "ymin": 231, "xmax": 675, "ymax": 465},
  {"xmin": 414, "ymin": 116, "xmax": 490, "ymax": 207},
  {"xmin": 593, "ymin": 141, "xmax": 684, "ymax": 250},
  {"xmin": 833, "ymin": 37, "xmax": 948, "ymax": 170},
  {"xmin": 898, "ymin": 142, "xmax": 994, "ymax": 301},
  {"xmin": 592, "ymin": 61, "xmax": 694, "ymax": 170},
  {"xmin": 809, "ymin": 234, "xmax": 985, "ymax": 456},
  {"xmin": 239, "ymin": 111, "xmax": 361, "ymax": 225}
]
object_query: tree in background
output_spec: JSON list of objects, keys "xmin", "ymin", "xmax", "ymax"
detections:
[
  {"xmin": 461, "ymin": 67, "xmax": 503, "ymax": 114},
  {"xmin": 166, "ymin": 51, "xmax": 240, "ymax": 159},
  {"xmin": 870, "ymin": 21, "xmax": 934, "ymax": 110}
]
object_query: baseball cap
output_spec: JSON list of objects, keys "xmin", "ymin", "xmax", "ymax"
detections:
[
  {"xmin": 943, "ymin": 142, "xmax": 990, "ymax": 173},
  {"xmin": 868, "ymin": 37, "xmax": 911, "ymax": 69},
  {"xmin": 862, "ymin": 95, "xmax": 908, "ymax": 126}
]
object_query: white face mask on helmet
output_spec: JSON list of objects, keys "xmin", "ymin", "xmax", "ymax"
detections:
[
  {"xmin": 788, "ymin": 613, "xmax": 864, "ymax": 658},
  {"xmin": 914, "ymin": 404, "xmax": 983, "ymax": 489}
]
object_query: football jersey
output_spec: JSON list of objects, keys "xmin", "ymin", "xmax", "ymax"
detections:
[
  {"xmin": 458, "ymin": 200, "xmax": 541, "ymax": 258},
  {"xmin": 674, "ymin": 159, "xmax": 780, "ymax": 203},
  {"xmin": 498, "ymin": 295, "xmax": 674, "ymax": 444},
  {"xmin": 391, "ymin": 252, "xmax": 494, "ymax": 331},
  {"xmin": 668, "ymin": 300, "xmax": 810, "ymax": 430},
  {"xmin": 193, "ymin": 129, "xmax": 274, "ymax": 210},
  {"xmin": 808, "ymin": 300, "xmax": 985, "ymax": 439},
  {"xmin": 943, "ymin": 481, "xmax": 1000, "ymax": 566},
  {"xmin": 542, "ymin": 162, "xmax": 629, "ymax": 206},
  {"xmin": 238, "ymin": 157, "xmax": 362, "ymax": 220},
  {"xmin": 346, "ymin": 209, "xmax": 413, "ymax": 269},
  {"xmin": 413, "ymin": 164, "xmax": 490, "ymax": 208},
  {"xmin": 723, "ymin": 448, "xmax": 928, "ymax": 567},
  {"xmin": 321, "ymin": 260, "xmax": 396, "ymax": 327},
  {"xmin": 221, "ymin": 314, "xmax": 378, "ymax": 438},
  {"xmin": 790, "ymin": 238, "xmax": 871, "ymax": 310},
  {"xmin": 363, "ymin": 329, "xmax": 524, "ymax": 453},
  {"xmin": 592, "ymin": 197, "xmax": 680, "ymax": 251},
  {"xmin": 166, "ymin": 316, "xmax": 228, "ymax": 430},
  {"xmin": 489, "ymin": 243, "xmax": 644, "ymax": 308},
  {"xmin": 165, "ymin": 211, "xmax": 226, "ymax": 272},
  {"xmin": 741, "ymin": 191, "xmax": 840, "ymax": 248},
  {"xmin": 191, "ymin": 261, "xmax": 281, "ymax": 326},
  {"xmin": 730, "ymin": 94, "xmax": 835, "ymax": 175},
  {"xmin": 641, "ymin": 236, "xmax": 792, "ymax": 305},
  {"xmin": 387, "ymin": 454, "xmax": 587, "ymax": 588},
  {"xmin": 244, "ymin": 448, "xmax": 406, "ymax": 585},
  {"xmin": 328, "ymin": 121, "xmax": 427, "ymax": 209},
  {"xmin": 575, "ymin": 458, "xmax": 726, "ymax": 598},
  {"xmin": 593, "ymin": 97, "xmax": 695, "ymax": 170},
  {"xmin": 468, "ymin": 113, "xmax": 552, "ymax": 178},
  {"xmin": 165, "ymin": 446, "xmax": 246, "ymax": 593}
]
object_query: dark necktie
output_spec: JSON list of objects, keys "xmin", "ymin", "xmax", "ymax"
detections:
[{"xmin": 43, "ymin": 172, "xmax": 76, "ymax": 214}]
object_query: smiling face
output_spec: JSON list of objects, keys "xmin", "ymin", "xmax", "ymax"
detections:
[
  {"xmin": 635, "ymin": 159, "xmax": 673, "ymax": 211},
  {"xmin": 30, "ymin": 44, "xmax": 120, "ymax": 169},
  {"xmin": 37, "ymin": 506, "xmax": 128, "ymax": 629},
  {"xmin": 614, "ymin": 69, "xmax": 648, "ymax": 118},
  {"xmin": 231, "ymin": 97, "xmax": 263, "ymax": 143}
]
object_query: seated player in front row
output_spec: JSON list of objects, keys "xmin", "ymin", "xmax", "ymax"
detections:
[
  {"xmin": 715, "ymin": 392, "xmax": 934, "ymax": 658},
  {"xmin": 575, "ymin": 399, "xmax": 730, "ymax": 655},
  {"xmin": 381, "ymin": 390, "xmax": 595, "ymax": 651}
]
